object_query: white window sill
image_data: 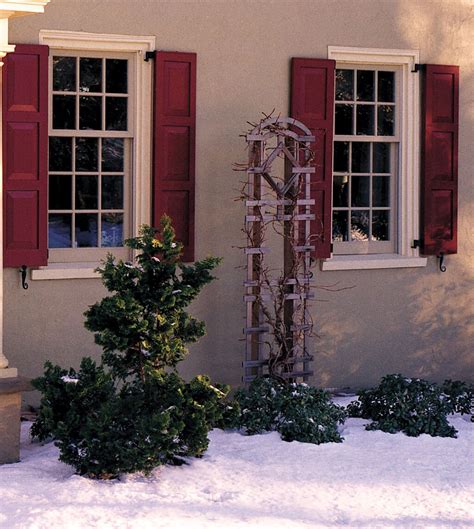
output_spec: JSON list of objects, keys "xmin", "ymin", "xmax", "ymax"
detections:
[
  {"xmin": 320, "ymin": 254, "xmax": 428, "ymax": 271},
  {"xmin": 31, "ymin": 263, "xmax": 101, "ymax": 280}
]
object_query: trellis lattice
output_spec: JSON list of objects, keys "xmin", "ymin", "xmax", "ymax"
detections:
[{"xmin": 240, "ymin": 116, "xmax": 316, "ymax": 383}]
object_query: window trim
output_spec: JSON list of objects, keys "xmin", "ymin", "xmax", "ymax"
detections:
[
  {"xmin": 322, "ymin": 46, "xmax": 427, "ymax": 271},
  {"xmin": 32, "ymin": 30, "xmax": 155, "ymax": 280}
]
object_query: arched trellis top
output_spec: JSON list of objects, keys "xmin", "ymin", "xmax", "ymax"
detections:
[
  {"xmin": 248, "ymin": 116, "xmax": 313, "ymax": 138},
  {"xmin": 245, "ymin": 116, "xmax": 316, "ymax": 199}
]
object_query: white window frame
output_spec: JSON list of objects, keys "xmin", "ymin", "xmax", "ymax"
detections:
[
  {"xmin": 322, "ymin": 46, "xmax": 427, "ymax": 271},
  {"xmin": 32, "ymin": 30, "xmax": 155, "ymax": 280}
]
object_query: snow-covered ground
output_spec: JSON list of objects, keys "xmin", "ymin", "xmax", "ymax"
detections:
[{"xmin": 0, "ymin": 397, "xmax": 473, "ymax": 529}]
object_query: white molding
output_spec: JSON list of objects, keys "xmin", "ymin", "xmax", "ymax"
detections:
[
  {"xmin": 31, "ymin": 263, "xmax": 100, "ymax": 280},
  {"xmin": 40, "ymin": 30, "xmax": 154, "ymax": 247},
  {"xmin": 328, "ymin": 46, "xmax": 419, "ymax": 68},
  {"xmin": 39, "ymin": 30, "xmax": 155, "ymax": 53},
  {"xmin": 321, "ymin": 254, "xmax": 427, "ymax": 271},
  {"xmin": 0, "ymin": 0, "xmax": 50, "ymax": 17},
  {"xmin": 328, "ymin": 46, "xmax": 421, "ymax": 262}
]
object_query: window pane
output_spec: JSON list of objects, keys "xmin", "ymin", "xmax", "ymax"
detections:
[
  {"xmin": 49, "ymin": 137, "xmax": 72, "ymax": 171},
  {"xmin": 373, "ymin": 142, "xmax": 391, "ymax": 173},
  {"xmin": 377, "ymin": 105, "xmax": 395, "ymax": 136},
  {"xmin": 356, "ymin": 105, "xmax": 375, "ymax": 135},
  {"xmin": 373, "ymin": 176, "xmax": 390, "ymax": 207},
  {"xmin": 335, "ymin": 69, "xmax": 353, "ymax": 101},
  {"xmin": 351, "ymin": 211, "xmax": 369, "ymax": 241},
  {"xmin": 102, "ymin": 138, "xmax": 124, "ymax": 172},
  {"xmin": 75, "ymin": 138, "xmax": 98, "ymax": 172},
  {"xmin": 49, "ymin": 175, "xmax": 72, "ymax": 210},
  {"xmin": 351, "ymin": 142, "xmax": 370, "ymax": 172},
  {"xmin": 332, "ymin": 211, "xmax": 348, "ymax": 242},
  {"xmin": 335, "ymin": 104, "xmax": 353, "ymax": 135},
  {"xmin": 53, "ymin": 56, "xmax": 76, "ymax": 92},
  {"xmin": 80, "ymin": 96, "xmax": 102, "ymax": 130},
  {"xmin": 80, "ymin": 58, "xmax": 102, "ymax": 93},
  {"xmin": 357, "ymin": 70, "xmax": 375, "ymax": 101},
  {"xmin": 378, "ymin": 71, "xmax": 395, "ymax": 102},
  {"xmin": 102, "ymin": 213, "xmax": 124, "ymax": 247},
  {"xmin": 76, "ymin": 175, "xmax": 98, "ymax": 209},
  {"xmin": 106, "ymin": 59, "xmax": 128, "ymax": 94},
  {"xmin": 102, "ymin": 176, "xmax": 124, "ymax": 209},
  {"xmin": 351, "ymin": 176, "xmax": 370, "ymax": 207},
  {"xmin": 49, "ymin": 214, "xmax": 72, "ymax": 248},
  {"xmin": 333, "ymin": 141, "xmax": 349, "ymax": 172},
  {"xmin": 106, "ymin": 97, "xmax": 127, "ymax": 130},
  {"xmin": 333, "ymin": 175, "xmax": 349, "ymax": 207},
  {"xmin": 372, "ymin": 210, "xmax": 390, "ymax": 241},
  {"xmin": 53, "ymin": 95, "xmax": 75, "ymax": 129},
  {"xmin": 75, "ymin": 214, "xmax": 98, "ymax": 247}
]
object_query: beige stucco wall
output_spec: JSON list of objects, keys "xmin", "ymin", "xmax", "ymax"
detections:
[{"xmin": 6, "ymin": 0, "xmax": 474, "ymax": 405}]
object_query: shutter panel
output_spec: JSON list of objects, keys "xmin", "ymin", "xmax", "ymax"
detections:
[
  {"xmin": 291, "ymin": 58, "xmax": 335, "ymax": 259},
  {"xmin": 421, "ymin": 64, "xmax": 459, "ymax": 256},
  {"xmin": 3, "ymin": 44, "xmax": 48, "ymax": 268},
  {"xmin": 153, "ymin": 51, "xmax": 196, "ymax": 262}
]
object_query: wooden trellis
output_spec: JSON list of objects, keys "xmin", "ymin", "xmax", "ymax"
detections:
[{"xmin": 242, "ymin": 116, "xmax": 315, "ymax": 383}]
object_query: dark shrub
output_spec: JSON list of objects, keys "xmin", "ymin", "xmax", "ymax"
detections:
[
  {"xmin": 347, "ymin": 374, "xmax": 458, "ymax": 437},
  {"xmin": 441, "ymin": 379, "xmax": 474, "ymax": 417},
  {"xmin": 236, "ymin": 377, "xmax": 346, "ymax": 444}
]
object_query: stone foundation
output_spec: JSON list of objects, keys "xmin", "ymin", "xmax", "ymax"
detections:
[{"xmin": 0, "ymin": 377, "xmax": 32, "ymax": 464}]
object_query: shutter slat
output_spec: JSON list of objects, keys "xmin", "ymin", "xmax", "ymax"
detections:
[
  {"xmin": 421, "ymin": 64, "xmax": 459, "ymax": 256},
  {"xmin": 153, "ymin": 52, "xmax": 196, "ymax": 262},
  {"xmin": 3, "ymin": 44, "xmax": 48, "ymax": 268},
  {"xmin": 291, "ymin": 58, "xmax": 335, "ymax": 259}
]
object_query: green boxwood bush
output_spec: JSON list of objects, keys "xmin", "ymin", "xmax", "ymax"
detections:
[
  {"xmin": 441, "ymin": 379, "xmax": 474, "ymax": 418},
  {"xmin": 346, "ymin": 374, "xmax": 459, "ymax": 437},
  {"xmin": 33, "ymin": 362, "xmax": 231, "ymax": 478},
  {"xmin": 235, "ymin": 377, "xmax": 346, "ymax": 444}
]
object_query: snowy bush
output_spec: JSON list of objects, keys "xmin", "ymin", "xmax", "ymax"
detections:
[
  {"xmin": 235, "ymin": 377, "xmax": 346, "ymax": 444},
  {"xmin": 32, "ymin": 217, "xmax": 231, "ymax": 479},
  {"xmin": 441, "ymin": 379, "xmax": 474, "ymax": 418},
  {"xmin": 34, "ymin": 365, "xmax": 230, "ymax": 478},
  {"xmin": 347, "ymin": 374, "xmax": 459, "ymax": 437}
]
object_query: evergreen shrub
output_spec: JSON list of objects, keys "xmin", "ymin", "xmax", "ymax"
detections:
[
  {"xmin": 32, "ymin": 217, "xmax": 229, "ymax": 478},
  {"xmin": 441, "ymin": 379, "xmax": 474, "ymax": 418},
  {"xmin": 235, "ymin": 377, "xmax": 346, "ymax": 444},
  {"xmin": 346, "ymin": 374, "xmax": 459, "ymax": 437}
]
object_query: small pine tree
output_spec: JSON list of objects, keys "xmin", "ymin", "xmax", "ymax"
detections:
[
  {"xmin": 84, "ymin": 216, "xmax": 221, "ymax": 380},
  {"xmin": 32, "ymin": 216, "xmax": 229, "ymax": 478}
]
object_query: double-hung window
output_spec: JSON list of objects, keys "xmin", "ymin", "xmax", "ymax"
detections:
[
  {"xmin": 332, "ymin": 65, "xmax": 399, "ymax": 255},
  {"xmin": 325, "ymin": 47, "xmax": 423, "ymax": 268},
  {"xmin": 48, "ymin": 51, "xmax": 132, "ymax": 263}
]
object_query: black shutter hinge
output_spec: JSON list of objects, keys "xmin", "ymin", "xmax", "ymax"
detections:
[
  {"xmin": 144, "ymin": 50, "xmax": 156, "ymax": 62},
  {"xmin": 330, "ymin": 243, "xmax": 334, "ymax": 253},
  {"xmin": 411, "ymin": 64, "xmax": 425, "ymax": 73},
  {"xmin": 411, "ymin": 239, "xmax": 421, "ymax": 249}
]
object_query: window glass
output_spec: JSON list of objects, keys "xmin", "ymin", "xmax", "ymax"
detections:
[
  {"xmin": 49, "ymin": 54, "xmax": 130, "ymax": 253},
  {"xmin": 332, "ymin": 67, "xmax": 397, "ymax": 254}
]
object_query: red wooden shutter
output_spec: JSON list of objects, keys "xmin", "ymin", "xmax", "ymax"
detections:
[
  {"xmin": 291, "ymin": 58, "xmax": 335, "ymax": 259},
  {"xmin": 421, "ymin": 64, "xmax": 459, "ymax": 256},
  {"xmin": 153, "ymin": 51, "xmax": 196, "ymax": 262},
  {"xmin": 3, "ymin": 44, "xmax": 48, "ymax": 268}
]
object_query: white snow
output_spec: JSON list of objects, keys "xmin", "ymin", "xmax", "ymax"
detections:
[
  {"xmin": 60, "ymin": 376, "xmax": 79, "ymax": 384},
  {"xmin": 0, "ymin": 397, "xmax": 473, "ymax": 529}
]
